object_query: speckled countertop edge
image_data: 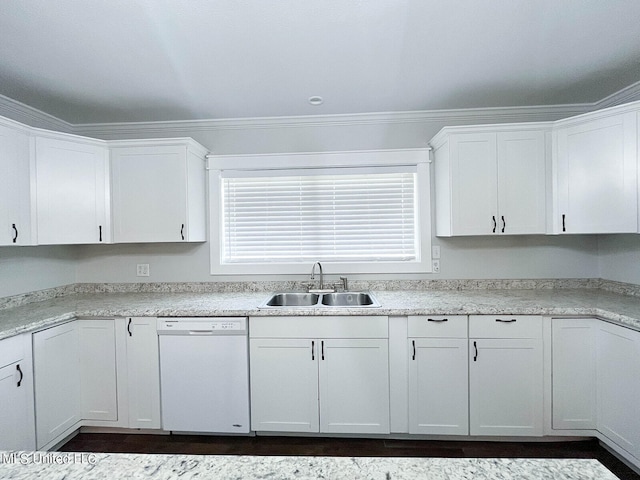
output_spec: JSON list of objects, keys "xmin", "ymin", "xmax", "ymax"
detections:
[
  {"xmin": 1, "ymin": 285, "xmax": 640, "ymax": 340},
  {"xmin": 0, "ymin": 453, "xmax": 620, "ymax": 480}
]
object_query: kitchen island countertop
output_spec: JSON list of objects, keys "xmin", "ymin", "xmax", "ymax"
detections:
[{"xmin": 0, "ymin": 452, "xmax": 620, "ymax": 480}]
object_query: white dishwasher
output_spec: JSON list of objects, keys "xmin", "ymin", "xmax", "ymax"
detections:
[{"xmin": 157, "ymin": 317, "xmax": 250, "ymax": 434}]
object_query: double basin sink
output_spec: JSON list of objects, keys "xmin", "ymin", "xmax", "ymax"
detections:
[{"xmin": 260, "ymin": 291, "xmax": 380, "ymax": 308}]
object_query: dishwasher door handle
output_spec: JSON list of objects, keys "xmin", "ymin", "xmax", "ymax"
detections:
[{"xmin": 188, "ymin": 330, "xmax": 216, "ymax": 335}]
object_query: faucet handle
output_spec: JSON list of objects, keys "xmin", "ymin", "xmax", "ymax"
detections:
[{"xmin": 339, "ymin": 276, "xmax": 349, "ymax": 291}]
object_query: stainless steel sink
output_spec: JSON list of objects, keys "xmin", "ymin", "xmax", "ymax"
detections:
[
  {"xmin": 320, "ymin": 292, "xmax": 379, "ymax": 307},
  {"xmin": 259, "ymin": 291, "xmax": 380, "ymax": 308},
  {"xmin": 262, "ymin": 292, "xmax": 319, "ymax": 307}
]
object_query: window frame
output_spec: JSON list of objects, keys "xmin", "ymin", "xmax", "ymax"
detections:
[{"xmin": 208, "ymin": 149, "xmax": 432, "ymax": 275}]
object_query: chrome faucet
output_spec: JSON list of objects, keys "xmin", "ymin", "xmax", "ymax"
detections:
[{"xmin": 310, "ymin": 261, "xmax": 324, "ymax": 290}]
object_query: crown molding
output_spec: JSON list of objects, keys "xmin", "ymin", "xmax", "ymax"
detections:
[
  {"xmin": 594, "ymin": 80, "xmax": 640, "ymax": 110},
  {"xmin": 1, "ymin": 82, "xmax": 638, "ymax": 138},
  {"xmin": 0, "ymin": 93, "xmax": 73, "ymax": 133},
  {"xmin": 72, "ymin": 103, "xmax": 593, "ymax": 138}
]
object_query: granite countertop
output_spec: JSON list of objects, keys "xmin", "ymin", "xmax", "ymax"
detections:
[
  {"xmin": 0, "ymin": 452, "xmax": 620, "ymax": 480},
  {"xmin": 1, "ymin": 286, "xmax": 640, "ymax": 340}
]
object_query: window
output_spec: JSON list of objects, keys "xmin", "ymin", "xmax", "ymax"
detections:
[{"xmin": 209, "ymin": 149, "xmax": 431, "ymax": 275}]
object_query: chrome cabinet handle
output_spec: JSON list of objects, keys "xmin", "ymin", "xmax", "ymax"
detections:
[
  {"xmin": 473, "ymin": 341, "xmax": 478, "ymax": 362},
  {"xmin": 127, "ymin": 318, "xmax": 132, "ymax": 337},
  {"xmin": 180, "ymin": 224, "xmax": 185, "ymax": 240},
  {"xmin": 562, "ymin": 214, "xmax": 566, "ymax": 232},
  {"xmin": 99, "ymin": 225, "xmax": 102, "ymax": 242},
  {"xmin": 12, "ymin": 224, "xmax": 18, "ymax": 243},
  {"xmin": 427, "ymin": 318, "xmax": 448, "ymax": 323},
  {"xmin": 321, "ymin": 340, "xmax": 325, "ymax": 360},
  {"xmin": 311, "ymin": 340, "xmax": 315, "ymax": 361},
  {"xmin": 492, "ymin": 216, "xmax": 497, "ymax": 233},
  {"xmin": 412, "ymin": 340, "xmax": 416, "ymax": 361},
  {"xmin": 16, "ymin": 364, "xmax": 23, "ymax": 387},
  {"xmin": 496, "ymin": 318, "xmax": 517, "ymax": 323},
  {"xmin": 501, "ymin": 216, "xmax": 506, "ymax": 233}
]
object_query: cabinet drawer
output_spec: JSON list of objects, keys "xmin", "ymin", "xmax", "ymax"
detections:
[
  {"xmin": 469, "ymin": 315, "xmax": 542, "ymax": 339},
  {"xmin": 0, "ymin": 335, "xmax": 25, "ymax": 368},
  {"xmin": 408, "ymin": 315, "xmax": 467, "ymax": 338}
]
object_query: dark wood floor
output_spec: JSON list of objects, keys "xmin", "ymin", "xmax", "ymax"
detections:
[{"xmin": 60, "ymin": 433, "xmax": 640, "ymax": 479}]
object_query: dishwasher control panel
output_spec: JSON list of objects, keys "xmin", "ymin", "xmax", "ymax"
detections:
[{"xmin": 157, "ymin": 317, "xmax": 247, "ymax": 335}]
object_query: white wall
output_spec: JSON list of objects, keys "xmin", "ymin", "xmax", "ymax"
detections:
[
  {"xmin": 0, "ymin": 101, "xmax": 626, "ymax": 294},
  {"xmin": 0, "ymin": 246, "xmax": 77, "ymax": 298},
  {"xmin": 597, "ymin": 235, "xmax": 640, "ymax": 285},
  {"xmin": 72, "ymin": 112, "xmax": 601, "ymax": 283},
  {"xmin": 74, "ymin": 235, "xmax": 599, "ymax": 283}
]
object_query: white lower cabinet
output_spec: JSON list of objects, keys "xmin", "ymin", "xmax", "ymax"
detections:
[
  {"xmin": 551, "ymin": 318, "xmax": 597, "ymax": 430},
  {"xmin": 250, "ymin": 338, "xmax": 320, "ymax": 433},
  {"xmin": 468, "ymin": 316, "xmax": 544, "ymax": 436},
  {"xmin": 33, "ymin": 321, "xmax": 82, "ymax": 449},
  {"xmin": 319, "ymin": 338, "xmax": 389, "ymax": 434},
  {"xmin": 249, "ymin": 316, "xmax": 390, "ymax": 435},
  {"xmin": 408, "ymin": 316, "xmax": 469, "ymax": 435},
  {"xmin": 33, "ymin": 317, "xmax": 161, "ymax": 449},
  {"xmin": 597, "ymin": 321, "xmax": 640, "ymax": 459},
  {"xmin": 0, "ymin": 333, "xmax": 35, "ymax": 450},
  {"xmin": 124, "ymin": 317, "xmax": 161, "ymax": 429},
  {"xmin": 78, "ymin": 320, "xmax": 118, "ymax": 422}
]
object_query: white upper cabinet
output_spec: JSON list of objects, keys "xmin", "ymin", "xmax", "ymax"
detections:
[
  {"xmin": 433, "ymin": 125, "xmax": 549, "ymax": 236},
  {"xmin": 110, "ymin": 139, "xmax": 207, "ymax": 243},
  {"xmin": 34, "ymin": 133, "xmax": 110, "ymax": 245},
  {"xmin": 553, "ymin": 107, "xmax": 638, "ymax": 234},
  {"xmin": 0, "ymin": 119, "xmax": 33, "ymax": 246},
  {"xmin": 497, "ymin": 131, "xmax": 548, "ymax": 234}
]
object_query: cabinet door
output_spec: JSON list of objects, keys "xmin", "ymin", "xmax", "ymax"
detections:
[
  {"xmin": 597, "ymin": 322, "xmax": 640, "ymax": 457},
  {"xmin": 111, "ymin": 146, "xmax": 190, "ymax": 243},
  {"xmin": 0, "ymin": 335, "xmax": 35, "ymax": 450},
  {"xmin": 33, "ymin": 321, "xmax": 81, "ymax": 449},
  {"xmin": 34, "ymin": 136, "xmax": 109, "ymax": 244},
  {"xmin": 450, "ymin": 133, "xmax": 498, "ymax": 235},
  {"xmin": 78, "ymin": 320, "xmax": 117, "ymax": 422},
  {"xmin": 556, "ymin": 112, "xmax": 637, "ymax": 233},
  {"xmin": 408, "ymin": 338, "xmax": 468, "ymax": 435},
  {"xmin": 125, "ymin": 317, "xmax": 161, "ymax": 429},
  {"xmin": 551, "ymin": 318, "xmax": 597, "ymax": 430},
  {"xmin": 250, "ymin": 338, "xmax": 319, "ymax": 433},
  {"xmin": 319, "ymin": 339, "xmax": 390, "ymax": 434},
  {"xmin": 497, "ymin": 131, "xmax": 546, "ymax": 234},
  {"xmin": 0, "ymin": 124, "xmax": 31, "ymax": 246},
  {"xmin": 469, "ymin": 338, "xmax": 543, "ymax": 436}
]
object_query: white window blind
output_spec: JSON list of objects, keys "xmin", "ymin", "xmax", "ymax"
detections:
[{"xmin": 220, "ymin": 166, "xmax": 419, "ymax": 264}]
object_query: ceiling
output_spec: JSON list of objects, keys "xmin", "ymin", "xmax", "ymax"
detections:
[{"xmin": 1, "ymin": 0, "xmax": 640, "ymax": 125}]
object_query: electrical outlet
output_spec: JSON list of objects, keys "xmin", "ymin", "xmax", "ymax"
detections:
[
  {"xmin": 136, "ymin": 264, "xmax": 150, "ymax": 277},
  {"xmin": 432, "ymin": 259, "xmax": 440, "ymax": 273},
  {"xmin": 432, "ymin": 245, "xmax": 441, "ymax": 259}
]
